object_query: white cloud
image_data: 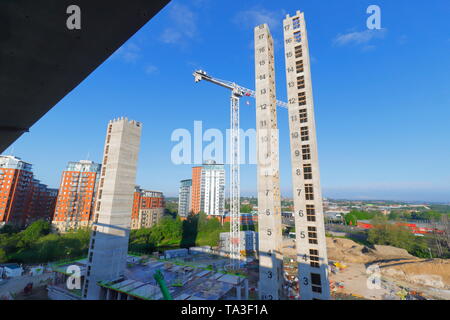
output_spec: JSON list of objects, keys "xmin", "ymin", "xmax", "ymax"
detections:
[
  {"xmin": 144, "ymin": 65, "xmax": 158, "ymax": 75},
  {"xmin": 333, "ymin": 28, "xmax": 387, "ymax": 47},
  {"xmin": 233, "ymin": 7, "xmax": 287, "ymax": 31},
  {"xmin": 114, "ymin": 42, "xmax": 141, "ymax": 63},
  {"xmin": 160, "ymin": 4, "xmax": 198, "ymax": 45}
]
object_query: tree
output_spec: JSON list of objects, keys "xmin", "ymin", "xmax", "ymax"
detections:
[
  {"xmin": 367, "ymin": 215, "xmax": 429, "ymax": 257},
  {"xmin": 164, "ymin": 201, "xmax": 178, "ymax": 218},
  {"xmin": 18, "ymin": 220, "xmax": 51, "ymax": 249},
  {"xmin": 345, "ymin": 213, "xmax": 357, "ymax": 226},
  {"xmin": 240, "ymin": 204, "xmax": 252, "ymax": 213},
  {"xmin": 388, "ymin": 211, "xmax": 400, "ymax": 220},
  {"xmin": 0, "ymin": 248, "xmax": 6, "ymax": 263},
  {"xmin": 0, "ymin": 224, "xmax": 20, "ymax": 235}
]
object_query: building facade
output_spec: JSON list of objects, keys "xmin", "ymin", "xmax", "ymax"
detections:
[
  {"xmin": 178, "ymin": 179, "xmax": 192, "ymax": 218},
  {"xmin": 219, "ymin": 231, "xmax": 259, "ymax": 255},
  {"xmin": 189, "ymin": 161, "xmax": 225, "ymax": 217},
  {"xmin": 0, "ymin": 155, "xmax": 56, "ymax": 227},
  {"xmin": 283, "ymin": 11, "xmax": 330, "ymax": 300},
  {"xmin": 131, "ymin": 186, "xmax": 164, "ymax": 229},
  {"xmin": 191, "ymin": 166, "xmax": 202, "ymax": 214},
  {"xmin": 52, "ymin": 160, "xmax": 101, "ymax": 232},
  {"xmin": 200, "ymin": 160, "xmax": 225, "ymax": 217},
  {"xmin": 84, "ymin": 118, "xmax": 142, "ymax": 300}
]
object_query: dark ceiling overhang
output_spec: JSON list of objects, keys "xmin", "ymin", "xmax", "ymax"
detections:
[{"xmin": 0, "ymin": 0, "xmax": 170, "ymax": 153}]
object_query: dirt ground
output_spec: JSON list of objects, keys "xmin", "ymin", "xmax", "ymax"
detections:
[
  {"xmin": 329, "ymin": 262, "xmax": 401, "ymax": 300},
  {"xmin": 282, "ymin": 237, "xmax": 450, "ymax": 300},
  {"xmin": 14, "ymin": 286, "xmax": 50, "ymax": 300},
  {"xmin": 0, "ymin": 273, "xmax": 53, "ymax": 300}
]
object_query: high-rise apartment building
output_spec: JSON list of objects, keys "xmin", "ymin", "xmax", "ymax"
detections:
[
  {"xmin": 0, "ymin": 155, "xmax": 56, "ymax": 227},
  {"xmin": 178, "ymin": 179, "xmax": 192, "ymax": 218},
  {"xmin": 131, "ymin": 186, "xmax": 164, "ymax": 229},
  {"xmin": 84, "ymin": 118, "xmax": 142, "ymax": 300},
  {"xmin": 191, "ymin": 166, "xmax": 202, "ymax": 214},
  {"xmin": 190, "ymin": 161, "xmax": 225, "ymax": 217},
  {"xmin": 29, "ymin": 180, "xmax": 58, "ymax": 223},
  {"xmin": 201, "ymin": 160, "xmax": 225, "ymax": 217},
  {"xmin": 52, "ymin": 160, "xmax": 101, "ymax": 232},
  {"xmin": 254, "ymin": 23, "xmax": 284, "ymax": 300},
  {"xmin": 283, "ymin": 11, "xmax": 330, "ymax": 300}
]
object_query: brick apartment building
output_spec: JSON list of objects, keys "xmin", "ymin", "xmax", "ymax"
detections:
[
  {"xmin": 131, "ymin": 186, "xmax": 165, "ymax": 229},
  {"xmin": 191, "ymin": 166, "xmax": 202, "ymax": 214},
  {"xmin": 0, "ymin": 155, "xmax": 57, "ymax": 227},
  {"xmin": 52, "ymin": 160, "xmax": 101, "ymax": 232}
]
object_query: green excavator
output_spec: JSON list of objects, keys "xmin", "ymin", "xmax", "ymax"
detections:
[{"xmin": 153, "ymin": 269, "xmax": 173, "ymax": 300}]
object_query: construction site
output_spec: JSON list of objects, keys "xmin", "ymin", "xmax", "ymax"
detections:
[
  {"xmin": 48, "ymin": 251, "xmax": 248, "ymax": 300},
  {"xmin": 1, "ymin": 5, "xmax": 448, "ymax": 302},
  {"xmin": 282, "ymin": 237, "xmax": 450, "ymax": 300}
]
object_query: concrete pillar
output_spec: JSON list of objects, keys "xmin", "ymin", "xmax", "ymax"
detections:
[
  {"xmin": 254, "ymin": 23, "xmax": 283, "ymax": 300},
  {"xmin": 84, "ymin": 118, "xmax": 142, "ymax": 300},
  {"xmin": 283, "ymin": 11, "xmax": 330, "ymax": 300},
  {"xmin": 236, "ymin": 285, "xmax": 241, "ymax": 300}
]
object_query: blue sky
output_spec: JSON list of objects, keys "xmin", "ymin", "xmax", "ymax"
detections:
[{"xmin": 4, "ymin": 0, "xmax": 450, "ymax": 202}]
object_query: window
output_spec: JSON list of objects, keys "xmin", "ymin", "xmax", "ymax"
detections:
[
  {"xmin": 296, "ymin": 59, "xmax": 304, "ymax": 73},
  {"xmin": 305, "ymin": 184, "xmax": 314, "ymax": 200},
  {"xmin": 293, "ymin": 17, "xmax": 300, "ymax": 29},
  {"xmin": 297, "ymin": 75, "xmax": 305, "ymax": 89},
  {"xmin": 306, "ymin": 204, "xmax": 316, "ymax": 222},
  {"xmin": 303, "ymin": 164, "xmax": 312, "ymax": 180},
  {"xmin": 294, "ymin": 31, "xmax": 301, "ymax": 43},
  {"xmin": 298, "ymin": 92, "xmax": 306, "ymax": 106},
  {"xmin": 295, "ymin": 45, "xmax": 302, "ymax": 58},
  {"xmin": 300, "ymin": 126, "xmax": 309, "ymax": 141},
  {"xmin": 308, "ymin": 226, "xmax": 318, "ymax": 244},
  {"xmin": 310, "ymin": 249, "xmax": 320, "ymax": 268},
  {"xmin": 311, "ymin": 273, "xmax": 322, "ymax": 293},
  {"xmin": 299, "ymin": 108, "xmax": 308, "ymax": 123},
  {"xmin": 302, "ymin": 145, "xmax": 311, "ymax": 160}
]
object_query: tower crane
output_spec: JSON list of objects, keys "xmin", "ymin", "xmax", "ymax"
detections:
[{"xmin": 193, "ymin": 70, "xmax": 287, "ymax": 270}]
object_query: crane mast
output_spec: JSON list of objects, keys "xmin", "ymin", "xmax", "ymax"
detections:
[
  {"xmin": 194, "ymin": 70, "xmax": 242, "ymax": 270},
  {"xmin": 229, "ymin": 93, "xmax": 241, "ymax": 270},
  {"xmin": 193, "ymin": 70, "xmax": 286, "ymax": 271}
]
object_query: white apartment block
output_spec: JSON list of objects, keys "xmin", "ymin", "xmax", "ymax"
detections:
[{"xmin": 200, "ymin": 160, "xmax": 225, "ymax": 217}]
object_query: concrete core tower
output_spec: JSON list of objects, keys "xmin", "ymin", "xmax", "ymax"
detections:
[
  {"xmin": 83, "ymin": 118, "xmax": 142, "ymax": 300},
  {"xmin": 254, "ymin": 24, "xmax": 284, "ymax": 300},
  {"xmin": 283, "ymin": 11, "xmax": 330, "ymax": 300}
]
